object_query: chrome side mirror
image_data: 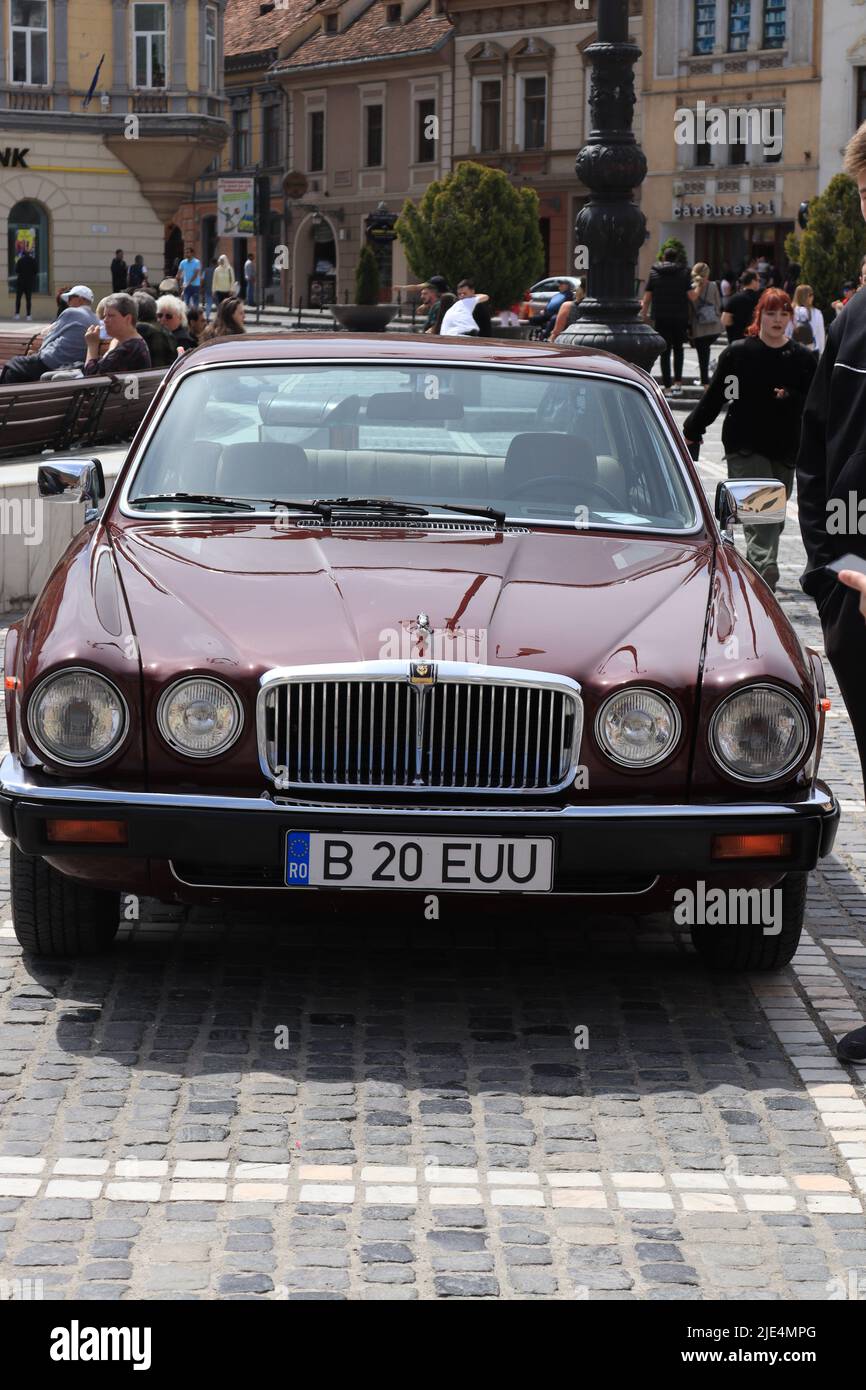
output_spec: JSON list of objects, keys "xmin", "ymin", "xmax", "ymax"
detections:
[
  {"xmin": 715, "ymin": 480, "xmax": 787, "ymax": 540},
  {"xmin": 38, "ymin": 458, "xmax": 105, "ymax": 508}
]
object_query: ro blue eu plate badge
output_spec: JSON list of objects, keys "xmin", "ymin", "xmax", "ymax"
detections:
[{"xmin": 286, "ymin": 832, "xmax": 311, "ymax": 885}]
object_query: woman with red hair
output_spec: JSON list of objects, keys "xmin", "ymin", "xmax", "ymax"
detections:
[{"xmin": 683, "ymin": 288, "xmax": 818, "ymax": 592}]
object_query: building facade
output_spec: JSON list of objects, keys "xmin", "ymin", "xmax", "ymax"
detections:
[
  {"xmin": 0, "ymin": 0, "xmax": 228, "ymax": 316},
  {"xmin": 640, "ymin": 0, "xmax": 821, "ymax": 287},
  {"xmin": 818, "ymin": 0, "xmax": 866, "ymax": 190},
  {"xmin": 447, "ymin": 0, "xmax": 642, "ymax": 278}
]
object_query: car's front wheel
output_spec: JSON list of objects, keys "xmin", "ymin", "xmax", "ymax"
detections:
[
  {"xmin": 11, "ymin": 844, "xmax": 120, "ymax": 957},
  {"xmin": 689, "ymin": 871, "xmax": 807, "ymax": 971}
]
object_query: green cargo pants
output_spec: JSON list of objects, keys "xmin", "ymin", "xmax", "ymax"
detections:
[{"xmin": 725, "ymin": 449, "xmax": 795, "ymax": 592}]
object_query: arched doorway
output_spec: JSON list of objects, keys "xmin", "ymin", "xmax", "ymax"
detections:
[
  {"xmin": 7, "ymin": 199, "xmax": 48, "ymax": 294},
  {"xmin": 292, "ymin": 213, "xmax": 337, "ymax": 308},
  {"xmin": 164, "ymin": 224, "xmax": 183, "ymax": 277}
]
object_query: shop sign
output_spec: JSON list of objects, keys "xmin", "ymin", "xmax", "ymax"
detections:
[
  {"xmin": 0, "ymin": 147, "xmax": 28, "ymax": 168},
  {"xmin": 674, "ymin": 200, "xmax": 776, "ymax": 219}
]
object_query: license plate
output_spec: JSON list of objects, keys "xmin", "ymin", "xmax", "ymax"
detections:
[{"xmin": 285, "ymin": 831, "xmax": 554, "ymax": 892}]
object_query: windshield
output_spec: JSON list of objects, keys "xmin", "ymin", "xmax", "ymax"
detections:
[{"xmin": 126, "ymin": 363, "xmax": 699, "ymax": 531}]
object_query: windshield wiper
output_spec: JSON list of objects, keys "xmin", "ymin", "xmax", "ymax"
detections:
[
  {"xmin": 131, "ymin": 492, "xmax": 256, "ymax": 511},
  {"xmin": 311, "ymin": 496, "xmax": 506, "ymax": 530}
]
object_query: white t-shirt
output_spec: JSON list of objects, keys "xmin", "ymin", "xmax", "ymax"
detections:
[{"xmin": 439, "ymin": 295, "xmax": 480, "ymax": 336}]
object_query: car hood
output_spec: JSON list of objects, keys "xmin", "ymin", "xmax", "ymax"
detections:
[{"xmin": 108, "ymin": 521, "xmax": 715, "ymax": 690}]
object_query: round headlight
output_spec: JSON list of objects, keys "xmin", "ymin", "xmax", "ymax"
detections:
[
  {"xmin": 595, "ymin": 688, "xmax": 681, "ymax": 768},
  {"xmin": 157, "ymin": 678, "xmax": 242, "ymax": 757},
  {"xmin": 28, "ymin": 668, "xmax": 128, "ymax": 766},
  {"xmin": 710, "ymin": 685, "xmax": 809, "ymax": 782}
]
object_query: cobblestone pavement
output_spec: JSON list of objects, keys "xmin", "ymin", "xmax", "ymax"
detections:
[{"xmin": 1, "ymin": 411, "xmax": 865, "ymax": 1302}]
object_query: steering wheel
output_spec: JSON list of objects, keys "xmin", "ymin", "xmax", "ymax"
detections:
[{"xmin": 506, "ymin": 475, "xmax": 623, "ymax": 510}]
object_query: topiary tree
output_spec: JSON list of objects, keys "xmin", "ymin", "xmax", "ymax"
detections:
[
  {"xmin": 784, "ymin": 173, "xmax": 866, "ymax": 310},
  {"xmin": 354, "ymin": 244, "xmax": 381, "ymax": 305},
  {"xmin": 395, "ymin": 160, "xmax": 545, "ymax": 309},
  {"xmin": 657, "ymin": 236, "xmax": 688, "ymax": 265}
]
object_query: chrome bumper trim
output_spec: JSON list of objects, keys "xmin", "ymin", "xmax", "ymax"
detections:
[{"xmin": 0, "ymin": 754, "xmax": 838, "ymax": 822}]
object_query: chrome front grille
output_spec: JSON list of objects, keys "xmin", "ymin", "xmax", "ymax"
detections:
[{"xmin": 257, "ymin": 662, "xmax": 582, "ymax": 794}]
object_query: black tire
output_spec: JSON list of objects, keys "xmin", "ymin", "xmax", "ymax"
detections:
[
  {"xmin": 11, "ymin": 844, "xmax": 120, "ymax": 957},
  {"xmin": 689, "ymin": 871, "xmax": 807, "ymax": 971}
]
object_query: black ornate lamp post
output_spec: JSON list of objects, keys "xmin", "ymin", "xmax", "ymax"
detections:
[{"xmin": 556, "ymin": 0, "xmax": 664, "ymax": 370}]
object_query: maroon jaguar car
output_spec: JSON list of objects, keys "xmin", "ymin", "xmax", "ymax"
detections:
[{"xmin": 0, "ymin": 335, "xmax": 838, "ymax": 966}]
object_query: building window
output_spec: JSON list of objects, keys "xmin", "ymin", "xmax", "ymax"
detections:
[
  {"xmin": 522, "ymin": 75, "xmax": 546, "ymax": 150},
  {"xmin": 416, "ymin": 97, "xmax": 436, "ymax": 162},
  {"xmin": 728, "ymin": 0, "xmax": 749, "ymax": 52},
  {"xmin": 730, "ymin": 138, "xmax": 748, "ymax": 166},
  {"xmin": 10, "ymin": 0, "xmax": 48, "ymax": 85},
  {"xmin": 263, "ymin": 101, "xmax": 281, "ymax": 166},
  {"xmin": 8, "ymin": 199, "xmax": 48, "ymax": 295},
  {"xmin": 133, "ymin": 4, "xmax": 167, "ymax": 88},
  {"xmin": 205, "ymin": 6, "xmax": 217, "ymax": 91},
  {"xmin": 694, "ymin": 0, "xmax": 715, "ymax": 56},
  {"xmin": 365, "ymin": 103, "xmax": 383, "ymax": 167},
  {"xmin": 232, "ymin": 106, "xmax": 250, "ymax": 168},
  {"xmin": 386, "ymin": 3, "xmax": 401, "ymax": 22},
  {"xmin": 858, "ymin": 68, "xmax": 866, "ymax": 129},
  {"xmin": 695, "ymin": 140, "xmax": 712, "ymax": 167},
  {"xmin": 324, "ymin": 13, "xmax": 337, "ymax": 32},
  {"xmin": 309, "ymin": 109, "xmax": 324, "ymax": 172},
  {"xmin": 479, "ymin": 79, "xmax": 501, "ymax": 152},
  {"xmin": 763, "ymin": 0, "xmax": 786, "ymax": 49}
]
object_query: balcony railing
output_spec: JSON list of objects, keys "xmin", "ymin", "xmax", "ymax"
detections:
[
  {"xmin": 131, "ymin": 92, "xmax": 169, "ymax": 113},
  {"xmin": 6, "ymin": 89, "xmax": 51, "ymax": 111}
]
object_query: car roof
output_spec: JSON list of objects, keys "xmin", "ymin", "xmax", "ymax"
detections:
[{"xmin": 169, "ymin": 332, "xmax": 652, "ymax": 387}]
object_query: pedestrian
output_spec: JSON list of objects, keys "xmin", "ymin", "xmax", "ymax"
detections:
[
  {"xmin": 640, "ymin": 247, "xmax": 692, "ymax": 394},
  {"xmin": 202, "ymin": 257, "xmax": 216, "ymax": 317},
  {"xmin": 0, "ymin": 285, "xmax": 99, "ymax": 382},
  {"xmin": 783, "ymin": 263, "xmax": 800, "ymax": 299},
  {"xmin": 683, "ymin": 287, "xmax": 817, "ymax": 593},
  {"xmin": 177, "ymin": 244, "xmax": 202, "ymax": 308},
  {"xmin": 199, "ymin": 295, "xmax": 246, "ymax": 342},
  {"xmin": 721, "ymin": 269, "xmax": 761, "ymax": 343},
  {"xmin": 550, "ymin": 281, "xmax": 586, "ymax": 340},
  {"xmin": 688, "ymin": 261, "xmax": 723, "ymax": 386},
  {"xmin": 418, "ymin": 282, "xmax": 449, "ymax": 334},
  {"xmin": 533, "ymin": 278, "xmax": 573, "ymax": 339},
  {"xmin": 797, "ymin": 121, "xmax": 866, "ymax": 797},
  {"xmin": 83, "ymin": 293, "xmax": 151, "ymax": 374},
  {"xmin": 155, "ymin": 294, "xmax": 197, "ymax": 352},
  {"xmin": 243, "ymin": 252, "xmax": 255, "ymax": 307},
  {"xmin": 439, "ymin": 280, "xmax": 490, "ymax": 336},
  {"xmin": 127, "ymin": 254, "xmax": 149, "ymax": 290},
  {"xmin": 719, "ymin": 266, "xmax": 735, "ymax": 299},
  {"xmin": 790, "ymin": 284, "xmax": 825, "ymax": 354},
  {"xmin": 212, "ymin": 254, "xmax": 233, "ymax": 304},
  {"xmin": 131, "ymin": 290, "xmax": 179, "ymax": 368},
  {"xmin": 110, "ymin": 249, "xmax": 128, "ymax": 293},
  {"xmin": 831, "ymin": 259, "xmax": 866, "ymax": 316},
  {"xmin": 186, "ymin": 306, "xmax": 206, "ymax": 343},
  {"xmin": 13, "ymin": 246, "xmax": 37, "ymax": 320}
]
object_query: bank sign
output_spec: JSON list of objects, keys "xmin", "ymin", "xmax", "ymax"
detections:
[{"xmin": 674, "ymin": 200, "xmax": 777, "ymax": 220}]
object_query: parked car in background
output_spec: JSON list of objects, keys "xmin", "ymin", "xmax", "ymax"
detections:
[{"xmin": 0, "ymin": 334, "xmax": 838, "ymax": 967}]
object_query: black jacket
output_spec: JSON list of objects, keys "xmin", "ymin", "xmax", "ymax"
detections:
[
  {"xmin": 15, "ymin": 253, "xmax": 37, "ymax": 288},
  {"xmin": 645, "ymin": 262, "xmax": 692, "ymax": 324},
  {"xmin": 683, "ymin": 336, "xmax": 816, "ymax": 462},
  {"xmin": 797, "ymin": 286, "xmax": 866, "ymax": 606}
]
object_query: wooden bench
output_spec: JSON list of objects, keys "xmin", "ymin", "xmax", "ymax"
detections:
[
  {"xmin": 0, "ymin": 328, "xmax": 44, "ymax": 364},
  {"xmin": 0, "ymin": 368, "xmax": 167, "ymax": 459}
]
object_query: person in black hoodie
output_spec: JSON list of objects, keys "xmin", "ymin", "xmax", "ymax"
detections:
[
  {"xmin": 640, "ymin": 248, "xmax": 692, "ymax": 393},
  {"xmin": 683, "ymin": 287, "xmax": 816, "ymax": 593}
]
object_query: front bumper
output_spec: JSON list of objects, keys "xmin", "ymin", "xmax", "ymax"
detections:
[{"xmin": 0, "ymin": 754, "xmax": 840, "ymax": 893}]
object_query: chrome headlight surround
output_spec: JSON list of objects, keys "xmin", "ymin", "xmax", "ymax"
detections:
[
  {"xmin": 594, "ymin": 686, "xmax": 683, "ymax": 769},
  {"xmin": 709, "ymin": 683, "xmax": 811, "ymax": 784},
  {"xmin": 26, "ymin": 667, "xmax": 129, "ymax": 768},
  {"xmin": 156, "ymin": 677, "xmax": 244, "ymax": 759}
]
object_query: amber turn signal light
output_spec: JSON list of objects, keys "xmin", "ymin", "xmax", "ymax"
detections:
[
  {"xmin": 45, "ymin": 819, "xmax": 128, "ymax": 845},
  {"xmin": 711, "ymin": 833, "xmax": 791, "ymax": 860},
  {"xmin": 4, "ymin": 676, "xmax": 19, "ymax": 690},
  {"xmin": 819, "ymin": 698, "xmax": 831, "ymax": 712}
]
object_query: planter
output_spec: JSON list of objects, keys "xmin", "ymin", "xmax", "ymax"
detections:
[{"xmin": 330, "ymin": 304, "xmax": 398, "ymax": 333}]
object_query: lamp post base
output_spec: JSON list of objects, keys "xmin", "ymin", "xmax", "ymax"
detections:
[{"xmin": 554, "ymin": 309, "xmax": 666, "ymax": 375}]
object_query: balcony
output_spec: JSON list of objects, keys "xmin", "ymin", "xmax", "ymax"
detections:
[
  {"xmin": 5, "ymin": 88, "xmax": 51, "ymax": 111},
  {"xmin": 132, "ymin": 92, "xmax": 169, "ymax": 114}
]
